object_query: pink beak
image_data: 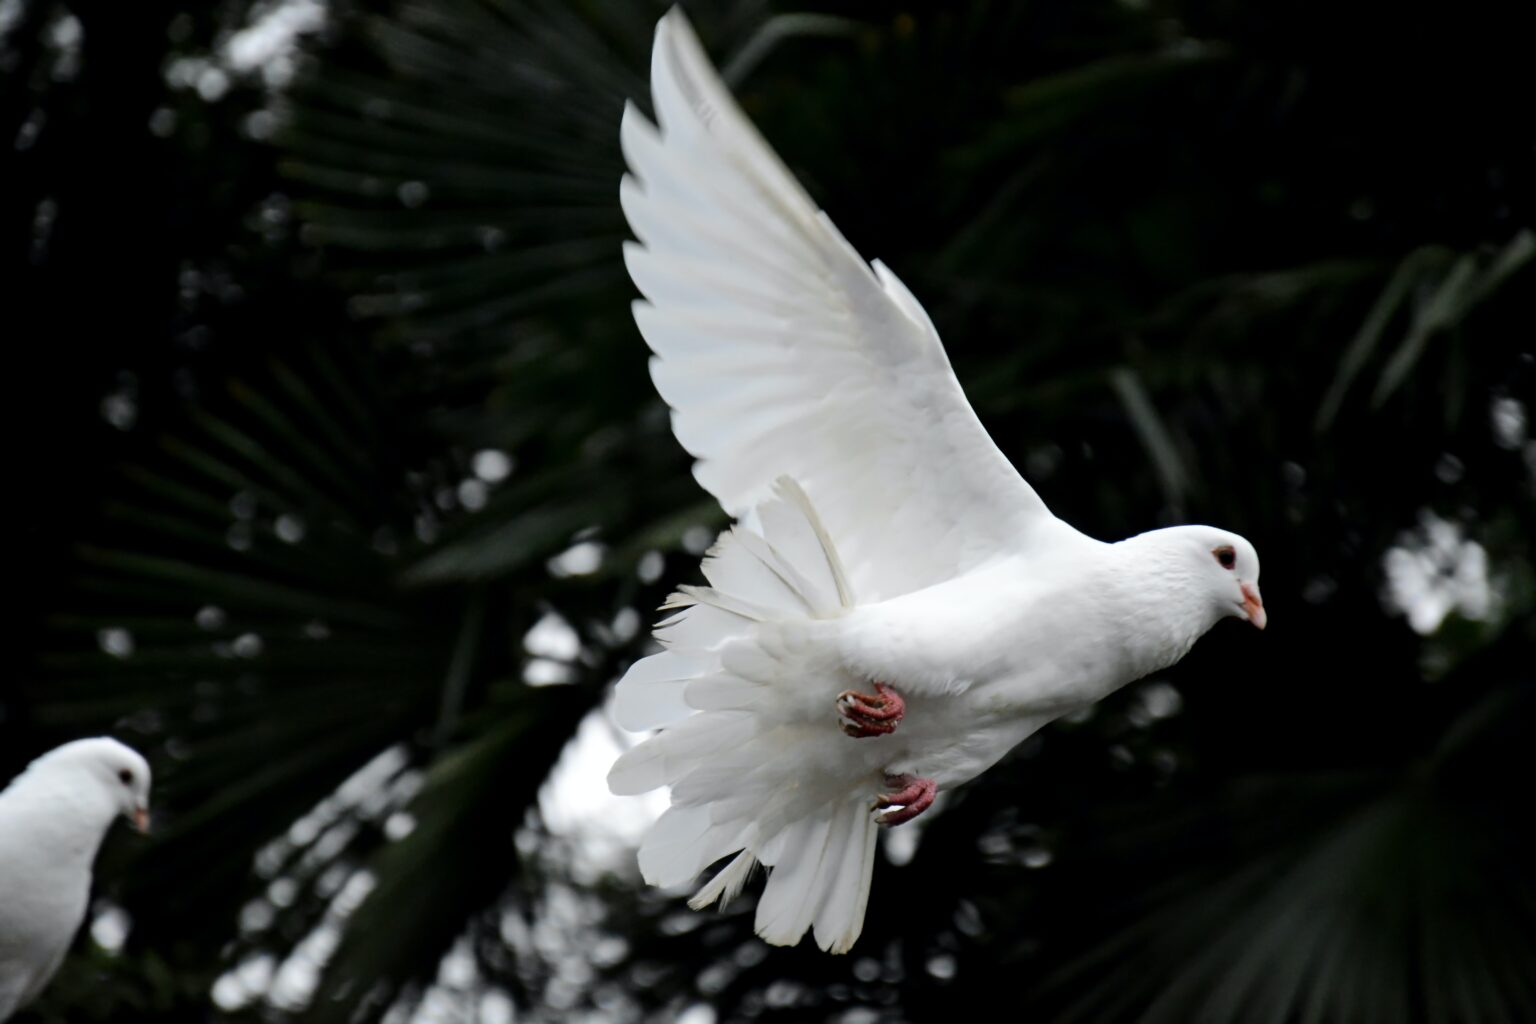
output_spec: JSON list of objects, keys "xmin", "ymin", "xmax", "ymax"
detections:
[
  {"xmin": 132, "ymin": 806, "xmax": 151, "ymax": 834},
  {"xmin": 1241, "ymin": 582, "xmax": 1267, "ymax": 630}
]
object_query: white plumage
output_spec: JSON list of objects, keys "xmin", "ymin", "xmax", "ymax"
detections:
[
  {"xmin": 0, "ymin": 738, "xmax": 152, "ymax": 1021},
  {"xmin": 609, "ymin": 9, "xmax": 1266, "ymax": 953}
]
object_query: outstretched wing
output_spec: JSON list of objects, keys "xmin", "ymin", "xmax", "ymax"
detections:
[{"xmin": 622, "ymin": 9, "xmax": 1058, "ymax": 601}]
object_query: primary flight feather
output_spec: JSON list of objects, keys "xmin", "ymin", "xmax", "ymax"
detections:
[{"xmin": 608, "ymin": 8, "xmax": 1265, "ymax": 954}]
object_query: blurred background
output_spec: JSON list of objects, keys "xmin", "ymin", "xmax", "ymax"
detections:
[{"xmin": 5, "ymin": 0, "xmax": 1534, "ymax": 1021}]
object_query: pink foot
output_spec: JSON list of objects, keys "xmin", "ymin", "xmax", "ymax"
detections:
[
  {"xmin": 837, "ymin": 682, "xmax": 905, "ymax": 738},
  {"xmin": 876, "ymin": 773, "xmax": 937, "ymax": 826}
]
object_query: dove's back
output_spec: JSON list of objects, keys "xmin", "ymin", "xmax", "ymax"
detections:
[{"xmin": 0, "ymin": 772, "xmax": 98, "ymax": 1020}]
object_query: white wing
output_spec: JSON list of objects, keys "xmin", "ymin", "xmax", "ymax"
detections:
[{"xmin": 623, "ymin": 9, "xmax": 1059, "ymax": 601}]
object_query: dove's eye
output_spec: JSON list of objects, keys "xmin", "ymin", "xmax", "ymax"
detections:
[
  {"xmin": 118, "ymin": 768, "xmax": 134, "ymax": 786},
  {"xmin": 1213, "ymin": 546, "xmax": 1236, "ymax": 570}
]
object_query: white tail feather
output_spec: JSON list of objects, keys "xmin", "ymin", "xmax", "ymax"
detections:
[
  {"xmin": 687, "ymin": 849, "xmax": 757, "ymax": 911},
  {"xmin": 608, "ymin": 476, "xmax": 878, "ymax": 952}
]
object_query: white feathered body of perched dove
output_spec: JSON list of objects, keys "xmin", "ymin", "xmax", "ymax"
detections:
[
  {"xmin": 0, "ymin": 738, "xmax": 152, "ymax": 1021},
  {"xmin": 607, "ymin": 9, "xmax": 1266, "ymax": 954}
]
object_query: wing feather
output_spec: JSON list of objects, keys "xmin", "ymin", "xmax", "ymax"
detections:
[{"xmin": 624, "ymin": 10, "xmax": 1057, "ymax": 599}]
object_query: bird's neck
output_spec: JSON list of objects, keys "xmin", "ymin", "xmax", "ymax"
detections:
[
  {"xmin": 1, "ymin": 770, "xmax": 119, "ymax": 869},
  {"xmin": 1103, "ymin": 536, "xmax": 1221, "ymax": 678}
]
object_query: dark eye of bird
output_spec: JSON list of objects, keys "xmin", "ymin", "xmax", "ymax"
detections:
[
  {"xmin": 1214, "ymin": 547, "xmax": 1236, "ymax": 570},
  {"xmin": 118, "ymin": 768, "xmax": 133, "ymax": 785}
]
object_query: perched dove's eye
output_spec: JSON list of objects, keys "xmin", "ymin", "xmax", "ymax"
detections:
[
  {"xmin": 1214, "ymin": 546, "xmax": 1236, "ymax": 570},
  {"xmin": 118, "ymin": 768, "xmax": 134, "ymax": 786}
]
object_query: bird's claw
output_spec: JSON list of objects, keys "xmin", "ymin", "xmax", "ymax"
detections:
[
  {"xmin": 836, "ymin": 682, "xmax": 905, "ymax": 738},
  {"xmin": 876, "ymin": 773, "xmax": 937, "ymax": 826}
]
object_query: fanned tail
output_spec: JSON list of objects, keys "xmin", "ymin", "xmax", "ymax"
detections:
[{"xmin": 607, "ymin": 476, "xmax": 879, "ymax": 953}]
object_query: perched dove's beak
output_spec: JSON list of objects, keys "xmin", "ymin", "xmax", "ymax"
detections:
[
  {"xmin": 132, "ymin": 806, "xmax": 151, "ymax": 834},
  {"xmin": 1241, "ymin": 582, "xmax": 1266, "ymax": 630}
]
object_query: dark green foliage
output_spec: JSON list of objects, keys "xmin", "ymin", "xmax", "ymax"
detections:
[{"xmin": 5, "ymin": 0, "xmax": 1533, "ymax": 1021}]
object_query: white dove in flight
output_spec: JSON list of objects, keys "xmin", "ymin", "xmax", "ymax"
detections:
[
  {"xmin": 0, "ymin": 738, "xmax": 152, "ymax": 1021},
  {"xmin": 607, "ymin": 9, "xmax": 1265, "ymax": 954}
]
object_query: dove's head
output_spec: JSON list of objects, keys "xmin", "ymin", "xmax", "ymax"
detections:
[
  {"xmin": 1168, "ymin": 525, "xmax": 1265, "ymax": 630},
  {"xmin": 1123, "ymin": 525, "xmax": 1265, "ymax": 632},
  {"xmin": 33, "ymin": 737, "xmax": 153, "ymax": 834}
]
